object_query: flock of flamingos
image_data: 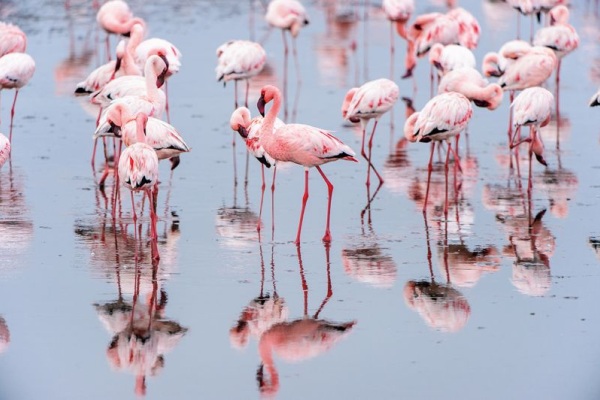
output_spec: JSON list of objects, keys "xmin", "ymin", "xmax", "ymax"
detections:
[{"xmin": 0, "ymin": 0, "xmax": 597, "ymax": 396}]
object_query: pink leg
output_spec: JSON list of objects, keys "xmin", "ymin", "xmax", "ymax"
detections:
[
  {"xmin": 234, "ymin": 79, "xmax": 239, "ymax": 109},
  {"xmin": 366, "ymin": 120, "xmax": 384, "ymax": 186},
  {"xmin": 444, "ymin": 141, "xmax": 452, "ymax": 217},
  {"xmin": 164, "ymin": 80, "xmax": 170, "ymax": 124},
  {"xmin": 271, "ymin": 166, "xmax": 277, "ymax": 239},
  {"xmin": 98, "ymin": 166, "xmax": 110, "ymax": 188},
  {"xmin": 257, "ymin": 164, "xmax": 266, "ymax": 232},
  {"xmin": 147, "ymin": 188, "xmax": 160, "ymax": 260},
  {"xmin": 294, "ymin": 169, "xmax": 309, "ymax": 245},
  {"xmin": 292, "ymin": 37, "xmax": 301, "ymax": 85},
  {"xmin": 245, "ymin": 79, "xmax": 250, "ymax": 108},
  {"xmin": 8, "ymin": 90, "xmax": 18, "ymax": 143},
  {"xmin": 423, "ymin": 142, "xmax": 435, "ymax": 213},
  {"xmin": 316, "ymin": 166, "xmax": 333, "ymax": 243}
]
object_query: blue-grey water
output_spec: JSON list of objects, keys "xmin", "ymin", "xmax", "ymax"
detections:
[{"xmin": 0, "ymin": 0, "xmax": 599, "ymax": 399}]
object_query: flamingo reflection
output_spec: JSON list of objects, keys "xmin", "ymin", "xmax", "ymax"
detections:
[
  {"xmin": 404, "ymin": 215, "xmax": 472, "ymax": 333},
  {"xmin": 256, "ymin": 244, "xmax": 356, "ymax": 397},
  {"xmin": 230, "ymin": 243, "xmax": 289, "ymax": 350},
  {"xmin": 94, "ymin": 256, "xmax": 187, "ymax": 396}
]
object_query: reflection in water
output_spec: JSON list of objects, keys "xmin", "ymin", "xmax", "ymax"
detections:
[
  {"xmin": 216, "ymin": 205, "xmax": 261, "ymax": 249},
  {"xmin": 441, "ymin": 244, "xmax": 501, "ymax": 288},
  {"xmin": 342, "ymin": 224, "xmax": 397, "ymax": 289},
  {"xmin": 404, "ymin": 215, "xmax": 472, "ymax": 333},
  {"xmin": 230, "ymin": 244, "xmax": 289, "ymax": 350},
  {"xmin": 0, "ymin": 166, "xmax": 33, "ymax": 274},
  {"xmin": 94, "ymin": 257, "xmax": 187, "ymax": 396},
  {"xmin": 0, "ymin": 316, "xmax": 9, "ymax": 354},
  {"xmin": 589, "ymin": 236, "xmax": 600, "ymax": 261},
  {"xmin": 535, "ymin": 167, "xmax": 578, "ymax": 219},
  {"xmin": 234, "ymin": 244, "xmax": 355, "ymax": 397}
]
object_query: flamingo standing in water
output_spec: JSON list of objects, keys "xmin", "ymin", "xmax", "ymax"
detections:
[
  {"xmin": 257, "ymin": 85, "xmax": 357, "ymax": 244},
  {"xmin": 265, "ymin": 0, "xmax": 309, "ymax": 80},
  {"xmin": 510, "ymin": 87, "xmax": 553, "ymax": 194},
  {"xmin": 0, "ymin": 22, "xmax": 27, "ymax": 57},
  {"xmin": 0, "ymin": 133, "xmax": 9, "ymax": 168},
  {"xmin": 230, "ymin": 107, "xmax": 284, "ymax": 231},
  {"xmin": 482, "ymin": 39, "xmax": 531, "ymax": 78},
  {"xmin": 404, "ymin": 92, "xmax": 473, "ymax": 213},
  {"xmin": 438, "ymin": 67, "xmax": 504, "ymax": 110},
  {"xmin": 0, "ymin": 52, "xmax": 35, "ymax": 142},
  {"xmin": 96, "ymin": 0, "xmax": 145, "ymax": 60},
  {"xmin": 216, "ymin": 40, "xmax": 266, "ymax": 109},
  {"xmin": 533, "ymin": 5, "xmax": 579, "ymax": 88},
  {"xmin": 118, "ymin": 113, "xmax": 160, "ymax": 259},
  {"xmin": 429, "ymin": 43, "xmax": 476, "ymax": 77},
  {"xmin": 382, "ymin": 0, "xmax": 414, "ymax": 76},
  {"xmin": 341, "ymin": 78, "xmax": 399, "ymax": 189}
]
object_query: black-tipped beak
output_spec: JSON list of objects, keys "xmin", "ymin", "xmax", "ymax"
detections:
[
  {"xmin": 114, "ymin": 56, "xmax": 122, "ymax": 74},
  {"xmin": 257, "ymin": 96, "xmax": 266, "ymax": 117},
  {"xmin": 238, "ymin": 126, "xmax": 248, "ymax": 139},
  {"xmin": 156, "ymin": 72, "xmax": 166, "ymax": 89},
  {"xmin": 93, "ymin": 121, "xmax": 121, "ymax": 139}
]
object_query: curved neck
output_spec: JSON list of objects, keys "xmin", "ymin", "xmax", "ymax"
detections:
[
  {"xmin": 144, "ymin": 60, "xmax": 160, "ymax": 102},
  {"xmin": 261, "ymin": 91, "xmax": 282, "ymax": 140},
  {"xmin": 135, "ymin": 114, "xmax": 146, "ymax": 143}
]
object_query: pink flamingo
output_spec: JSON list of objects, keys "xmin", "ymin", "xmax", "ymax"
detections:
[
  {"xmin": 341, "ymin": 78, "xmax": 399, "ymax": 189},
  {"xmin": 0, "ymin": 133, "xmax": 9, "ymax": 169},
  {"xmin": 0, "ymin": 22, "xmax": 26, "ymax": 57},
  {"xmin": 230, "ymin": 107, "xmax": 284, "ymax": 231},
  {"xmin": 91, "ymin": 54, "xmax": 168, "ymax": 110},
  {"xmin": 96, "ymin": 0, "xmax": 145, "ymax": 60},
  {"xmin": 498, "ymin": 46, "xmax": 556, "ymax": 90},
  {"xmin": 482, "ymin": 39, "xmax": 531, "ymax": 78},
  {"xmin": 429, "ymin": 43, "xmax": 476, "ymax": 77},
  {"xmin": 0, "ymin": 52, "xmax": 35, "ymax": 142},
  {"xmin": 510, "ymin": 87, "xmax": 553, "ymax": 194},
  {"xmin": 265, "ymin": 0, "xmax": 309, "ymax": 76},
  {"xmin": 95, "ymin": 103, "xmax": 190, "ymax": 167},
  {"xmin": 404, "ymin": 92, "xmax": 473, "ymax": 212},
  {"xmin": 216, "ymin": 40, "xmax": 266, "ymax": 108},
  {"xmin": 75, "ymin": 40, "xmax": 126, "ymax": 95},
  {"xmin": 438, "ymin": 67, "xmax": 504, "ymax": 110},
  {"xmin": 533, "ymin": 5, "xmax": 579, "ymax": 87},
  {"xmin": 403, "ymin": 12, "xmax": 460, "ymax": 78},
  {"xmin": 382, "ymin": 0, "xmax": 415, "ymax": 68},
  {"xmin": 257, "ymin": 85, "xmax": 357, "ymax": 244},
  {"xmin": 118, "ymin": 113, "xmax": 160, "ymax": 259}
]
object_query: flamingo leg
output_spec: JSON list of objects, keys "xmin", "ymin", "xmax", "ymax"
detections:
[
  {"xmin": 367, "ymin": 120, "xmax": 384, "ymax": 187},
  {"xmin": 147, "ymin": 187, "xmax": 160, "ymax": 261},
  {"xmin": 444, "ymin": 141, "xmax": 452, "ymax": 218},
  {"xmin": 282, "ymin": 30, "xmax": 289, "ymax": 120},
  {"xmin": 271, "ymin": 166, "xmax": 277, "ymax": 239},
  {"xmin": 528, "ymin": 128, "xmax": 534, "ymax": 197},
  {"xmin": 257, "ymin": 164, "xmax": 266, "ymax": 232},
  {"xmin": 245, "ymin": 79, "xmax": 250, "ymax": 108},
  {"xmin": 8, "ymin": 90, "xmax": 18, "ymax": 143},
  {"xmin": 105, "ymin": 34, "xmax": 111, "ymax": 61},
  {"xmin": 316, "ymin": 166, "xmax": 333, "ymax": 243},
  {"xmin": 292, "ymin": 36, "xmax": 301, "ymax": 85},
  {"xmin": 234, "ymin": 79, "xmax": 239, "ymax": 109},
  {"xmin": 423, "ymin": 142, "xmax": 435, "ymax": 213},
  {"xmin": 389, "ymin": 22, "xmax": 395, "ymax": 79},
  {"xmin": 294, "ymin": 169, "xmax": 310, "ymax": 245},
  {"xmin": 130, "ymin": 191, "xmax": 137, "ymax": 224},
  {"xmin": 164, "ymin": 80, "xmax": 171, "ymax": 124}
]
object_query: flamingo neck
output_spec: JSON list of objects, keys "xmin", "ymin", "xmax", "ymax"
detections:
[
  {"xmin": 123, "ymin": 30, "xmax": 144, "ymax": 75},
  {"xmin": 261, "ymin": 91, "xmax": 281, "ymax": 142},
  {"xmin": 144, "ymin": 61, "xmax": 160, "ymax": 103},
  {"xmin": 135, "ymin": 114, "xmax": 147, "ymax": 143}
]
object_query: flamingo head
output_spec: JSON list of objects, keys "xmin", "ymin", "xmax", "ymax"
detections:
[
  {"xmin": 428, "ymin": 43, "xmax": 444, "ymax": 71},
  {"xmin": 403, "ymin": 112, "xmax": 420, "ymax": 142},
  {"xmin": 258, "ymin": 85, "xmax": 280, "ymax": 117},
  {"xmin": 230, "ymin": 107, "xmax": 252, "ymax": 139},
  {"xmin": 474, "ymin": 84, "xmax": 504, "ymax": 110},
  {"xmin": 482, "ymin": 52, "xmax": 502, "ymax": 78},
  {"xmin": 549, "ymin": 5, "xmax": 569, "ymax": 25}
]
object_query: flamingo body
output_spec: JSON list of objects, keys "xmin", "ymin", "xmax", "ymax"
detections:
[
  {"xmin": 342, "ymin": 78, "xmax": 399, "ymax": 123},
  {"xmin": 438, "ymin": 67, "xmax": 504, "ymax": 110},
  {"xmin": 382, "ymin": 0, "xmax": 414, "ymax": 22},
  {"xmin": 136, "ymin": 38, "xmax": 182, "ymax": 76},
  {"xmin": 498, "ymin": 46, "xmax": 556, "ymax": 91},
  {"xmin": 447, "ymin": 7, "xmax": 481, "ymax": 49},
  {"xmin": 230, "ymin": 107, "xmax": 284, "ymax": 167},
  {"xmin": 533, "ymin": 5, "xmax": 578, "ymax": 59},
  {"xmin": 429, "ymin": 44, "xmax": 476, "ymax": 76},
  {"xmin": 0, "ymin": 53, "xmax": 35, "ymax": 90}
]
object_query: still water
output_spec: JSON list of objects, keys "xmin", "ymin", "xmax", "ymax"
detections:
[{"xmin": 0, "ymin": 0, "xmax": 599, "ymax": 399}]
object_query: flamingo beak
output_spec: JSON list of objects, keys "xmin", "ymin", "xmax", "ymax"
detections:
[
  {"xmin": 114, "ymin": 56, "xmax": 122, "ymax": 74},
  {"xmin": 237, "ymin": 126, "xmax": 248, "ymax": 139},
  {"xmin": 257, "ymin": 95, "xmax": 266, "ymax": 117},
  {"xmin": 93, "ymin": 121, "xmax": 121, "ymax": 139}
]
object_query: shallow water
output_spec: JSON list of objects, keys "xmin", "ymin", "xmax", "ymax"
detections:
[{"xmin": 0, "ymin": 0, "xmax": 600, "ymax": 399}]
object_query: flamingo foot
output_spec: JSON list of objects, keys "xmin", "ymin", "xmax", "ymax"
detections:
[{"xmin": 322, "ymin": 231, "xmax": 332, "ymax": 243}]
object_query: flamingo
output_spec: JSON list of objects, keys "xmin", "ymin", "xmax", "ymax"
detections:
[
  {"xmin": 482, "ymin": 39, "xmax": 531, "ymax": 78},
  {"xmin": 404, "ymin": 92, "xmax": 473, "ymax": 212},
  {"xmin": 0, "ymin": 22, "xmax": 27, "ymax": 57},
  {"xmin": 96, "ymin": 0, "xmax": 145, "ymax": 60},
  {"xmin": 136, "ymin": 38, "xmax": 181, "ymax": 77},
  {"xmin": 510, "ymin": 87, "xmax": 553, "ymax": 194},
  {"xmin": 257, "ymin": 85, "xmax": 357, "ymax": 244},
  {"xmin": 533, "ymin": 5, "xmax": 579, "ymax": 87},
  {"xmin": 265, "ymin": 0, "xmax": 309, "ymax": 76},
  {"xmin": 75, "ymin": 40, "xmax": 126, "ymax": 95},
  {"xmin": 382, "ymin": 0, "xmax": 415, "ymax": 69},
  {"xmin": 0, "ymin": 52, "xmax": 35, "ymax": 142},
  {"xmin": 429, "ymin": 43, "xmax": 476, "ymax": 77},
  {"xmin": 446, "ymin": 7, "xmax": 481, "ymax": 50},
  {"xmin": 498, "ymin": 46, "xmax": 557, "ymax": 90},
  {"xmin": 341, "ymin": 78, "xmax": 399, "ymax": 189},
  {"xmin": 403, "ymin": 12, "xmax": 460, "ymax": 78},
  {"xmin": 0, "ymin": 133, "xmax": 9, "ymax": 168},
  {"xmin": 117, "ymin": 113, "xmax": 160, "ymax": 259},
  {"xmin": 216, "ymin": 40, "xmax": 266, "ymax": 108},
  {"xmin": 230, "ymin": 107, "xmax": 284, "ymax": 231},
  {"xmin": 438, "ymin": 67, "xmax": 504, "ymax": 110},
  {"xmin": 95, "ymin": 102, "xmax": 190, "ymax": 168}
]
